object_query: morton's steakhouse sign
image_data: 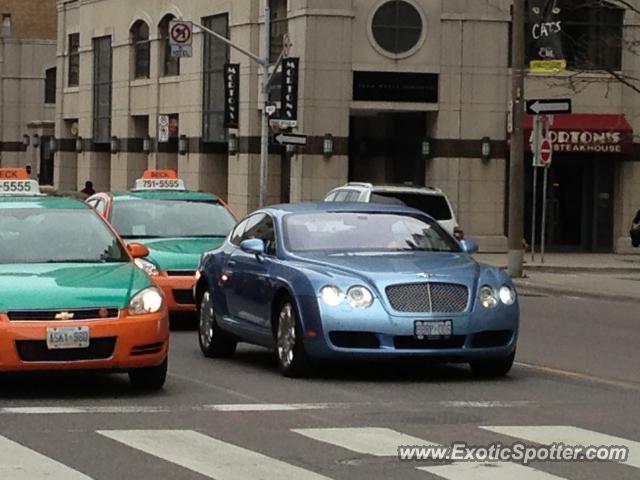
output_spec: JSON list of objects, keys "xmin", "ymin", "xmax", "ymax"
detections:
[
  {"xmin": 546, "ymin": 130, "xmax": 626, "ymax": 154},
  {"xmin": 524, "ymin": 114, "xmax": 633, "ymax": 155}
]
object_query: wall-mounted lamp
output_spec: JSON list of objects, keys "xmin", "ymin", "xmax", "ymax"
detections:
[
  {"xmin": 228, "ymin": 133, "xmax": 238, "ymax": 156},
  {"xmin": 178, "ymin": 134, "xmax": 188, "ymax": 156},
  {"xmin": 422, "ymin": 137, "xmax": 432, "ymax": 159},
  {"xmin": 110, "ymin": 136, "xmax": 120, "ymax": 154},
  {"xmin": 481, "ymin": 136, "xmax": 491, "ymax": 161},
  {"xmin": 142, "ymin": 136, "xmax": 153, "ymax": 154},
  {"xmin": 75, "ymin": 136, "xmax": 83, "ymax": 153},
  {"xmin": 322, "ymin": 133, "xmax": 334, "ymax": 158},
  {"xmin": 32, "ymin": 133, "xmax": 40, "ymax": 148},
  {"xmin": 23, "ymin": 134, "xmax": 30, "ymax": 149},
  {"xmin": 48, "ymin": 137, "xmax": 58, "ymax": 153}
]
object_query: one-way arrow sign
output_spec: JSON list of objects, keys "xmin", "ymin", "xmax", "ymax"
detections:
[
  {"xmin": 526, "ymin": 98, "xmax": 572, "ymax": 115},
  {"xmin": 274, "ymin": 132, "xmax": 307, "ymax": 146}
]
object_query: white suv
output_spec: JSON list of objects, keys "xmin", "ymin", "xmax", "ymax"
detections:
[{"xmin": 324, "ymin": 183, "xmax": 463, "ymax": 240}]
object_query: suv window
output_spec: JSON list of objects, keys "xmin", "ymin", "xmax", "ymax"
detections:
[
  {"xmin": 333, "ymin": 189, "xmax": 360, "ymax": 202},
  {"xmin": 370, "ymin": 192, "xmax": 453, "ymax": 220}
]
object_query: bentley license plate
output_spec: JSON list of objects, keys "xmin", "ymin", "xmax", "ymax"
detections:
[
  {"xmin": 46, "ymin": 326, "xmax": 90, "ymax": 350},
  {"xmin": 414, "ymin": 320, "xmax": 452, "ymax": 339}
]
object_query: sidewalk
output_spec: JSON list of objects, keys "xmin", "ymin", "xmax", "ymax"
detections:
[{"xmin": 474, "ymin": 253, "xmax": 640, "ymax": 303}]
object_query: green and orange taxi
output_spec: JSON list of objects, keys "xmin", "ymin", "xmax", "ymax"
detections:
[
  {"xmin": 87, "ymin": 170, "xmax": 236, "ymax": 315},
  {"xmin": 0, "ymin": 169, "xmax": 169, "ymax": 389}
]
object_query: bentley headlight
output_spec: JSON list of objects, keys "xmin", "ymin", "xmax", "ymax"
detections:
[
  {"xmin": 479, "ymin": 285, "xmax": 498, "ymax": 309},
  {"xmin": 499, "ymin": 285, "xmax": 516, "ymax": 305},
  {"xmin": 128, "ymin": 287, "xmax": 164, "ymax": 315},
  {"xmin": 135, "ymin": 257, "xmax": 159, "ymax": 276},
  {"xmin": 347, "ymin": 286, "xmax": 373, "ymax": 309},
  {"xmin": 320, "ymin": 285, "xmax": 344, "ymax": 306}
]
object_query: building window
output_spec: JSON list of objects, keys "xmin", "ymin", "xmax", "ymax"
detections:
[
  {"xmin": 159, "ymin": 15, "xmax": 180, "ymax": 77},
  {"xmin": 269, "ymin": 0, "xmax": 288, "ymax": 61},
  {"xmin": 371, "ymin": 0, "xmax": 423, "ymax": 55},
  {"xmin": 202, "ymin": 14, "xmax": 229, "ymax": 143},
  {"xmin": 560, "ymin": 0, "xmax": 624, "ymax": 71},
  {"xmin": 45, "ymin": 68, "xmax": 57, "ymax": 104},
  {"xmin": 93, "ymin": 36, "xmax": 112, "ymax": 144},
  {"xmin": 68, "ymin": 33, "xmax": 80, "ymax": 87},
  {"xmin": 2, "ymin": 14, "xmax": 11, "ymax": 37},
  {"xmin": 131, "ymin": 21, "xmax": 150, "ymax": 79}
]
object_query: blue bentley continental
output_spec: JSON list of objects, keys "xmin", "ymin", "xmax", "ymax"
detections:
[{"xmin": 194, "ymin": 203, "xmax": 518, "ymax": 377}]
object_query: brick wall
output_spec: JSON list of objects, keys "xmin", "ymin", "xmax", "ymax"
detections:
[{"xmin": 0, "ymin": 0, "xmax": 57, "ymax": 39}]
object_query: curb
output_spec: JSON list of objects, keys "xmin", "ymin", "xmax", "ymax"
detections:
[{"xmin": 513, "ymin": 280, "xmax": 640, "ymax": 304}]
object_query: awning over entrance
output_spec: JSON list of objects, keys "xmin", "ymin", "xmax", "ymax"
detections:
[{"xmin": 523, "ymin": 114, "xmax": 633, "ymax": 155}]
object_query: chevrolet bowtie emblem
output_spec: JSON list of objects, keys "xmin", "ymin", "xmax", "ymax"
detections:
[{"xmin": 55, "ymin": 311, "xmax": 75, "ymax": 320}]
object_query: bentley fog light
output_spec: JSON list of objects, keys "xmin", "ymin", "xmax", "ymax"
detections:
[
  {"xmin": 135, "ymin": 257, "xmax": 159, "ymax": 276},
  {"xmin": 347, "ymin": 286, "xmax": 373, "ymax": 309},
  {"xmin": 479, "ymin": 285, "xmax": 498, "ymax": 309},
  {"xmin": 499, "ymin": 285, "xmax": 516, "ymax": 305},
  {"xmin": 320, "ymin": 285, "xmax": 344, "ymax": 306},
  {"xmin": 128, "ymin": 287, "xmax": 164, "ymax": 315}
]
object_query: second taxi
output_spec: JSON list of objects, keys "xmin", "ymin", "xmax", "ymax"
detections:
[{"xmin": 87, "ymin": 170, "xmax": 236, "ymax": 315}]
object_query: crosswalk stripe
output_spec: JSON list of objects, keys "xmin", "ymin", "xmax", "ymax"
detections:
[
  {"xmin": 0, "ymin": 435, "xmax": 92, "ymax": 480},
  {"xmin": 98, "ymin": 429, "xmax": 331, "ymax": 480},
  {"xmin": 482, "ymin": 426, "xmax": 639, "ymax": 469},
  {"xmin": 293, "ymin": 427, "xmax": 438, "ymax": 457},
  {"xmin": 419, "ymin": 462, "xmax": 568, "ymax": 480}
]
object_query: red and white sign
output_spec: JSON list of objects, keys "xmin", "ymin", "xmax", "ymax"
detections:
[{"xmin": 540, "ymin": 138, "xmax": 552, "ymax": 166}]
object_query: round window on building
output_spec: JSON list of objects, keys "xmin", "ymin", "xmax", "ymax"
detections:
[{"xmin": 371, "ymin": 0, "xmax": 423, "ymax": 55}]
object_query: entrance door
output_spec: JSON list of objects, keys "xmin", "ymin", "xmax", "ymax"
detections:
[
  {"xmin": 39, "ymin": 135, "xmax": 54, "ymax": 185},
  {"xmin": 525, "ymin": 156, "xmax": 615, "ymax": 252},
  {"xmin": 349, "ymin": 112, "xmax": 426, "ymax": 185}
]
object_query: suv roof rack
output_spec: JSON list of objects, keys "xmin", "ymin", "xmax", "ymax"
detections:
[{"xmin": 345, "ymin": 182, "xmax": 373, "ymax": 188}]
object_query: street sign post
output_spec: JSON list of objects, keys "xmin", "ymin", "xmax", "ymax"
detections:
[
  {"xmin": 158, "ymin": 115, "xmax": 170, "ymax": 143},
  {"xmin": 526, "ymin": 98, "xmax": 571, "ymax": 115},
  {"xmin": 169, "ymin": 20, "xmax": 193, "ymax": 58},
  {"xmin": 274, "ymin": 132, "xmax": 307, "ymax": 147}
]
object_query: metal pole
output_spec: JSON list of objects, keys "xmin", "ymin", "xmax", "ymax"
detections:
[
  {"xmin": 531, "ymin": 167, "xmax": 538, "ymax": 262},
  {"xmin": 507, "ymin": 0, "xmax": 526, "ymax": 278},
  {"xmin": 259, "ymin": 6, "xmax": 270, "ymax": 208},
  {"xmin": 540, "ymin": 165, "xmax": 549, "ymax": 264},
  {"xmin": 530, "ymin": 115, "xmax": 541, "ymax": 262}
]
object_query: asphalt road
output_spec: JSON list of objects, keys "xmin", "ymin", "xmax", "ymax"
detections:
[{"xmin": 0, "ymin": 294, "xmax": 638, "ymax": 479}]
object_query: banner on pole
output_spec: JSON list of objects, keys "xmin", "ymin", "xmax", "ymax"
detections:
[
  {"xmin": 280, "ymin": 57, "xmax": 299, "ymax": 122},
  {"xmin": 224, "ymin": 63, "xmax": 240, "ymax": 129},
  {"xmin": 527, "ymin": 0, "xmax": 566, "ymax": 73}
]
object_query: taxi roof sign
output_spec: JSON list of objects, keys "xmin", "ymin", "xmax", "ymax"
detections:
[
  {"xmin": 0, "ymin": 168, "xmax": 41, "ymax": 196},
  {"xmin": 0, "ymin": 168, "xmax": 30, "ymax": 180},
  {"xmin": 142, "ymin": 169, "xmax": 179, "ymax": 179},
  {"xmin": 134, "ymin": 170, "xmax": 186, "ymax": 191}
]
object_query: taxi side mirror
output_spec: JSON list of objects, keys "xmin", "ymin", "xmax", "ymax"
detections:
[{"xmin": 127, "ymin": 242, "xmax": 150, "ymax": 259}]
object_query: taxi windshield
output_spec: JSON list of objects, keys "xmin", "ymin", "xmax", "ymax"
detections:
[
  {"xmin": 0, "ymin": 208, "xmax": 128, "ymax": 264},
  {"xmin": 111, "ymin": 200, "xmax": 236, "ymax": 239}
]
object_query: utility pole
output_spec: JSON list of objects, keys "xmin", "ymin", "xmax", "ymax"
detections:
[
  {"xmin": 507, "ymin": 0, "xmax": 526, "ymax": 278},
  {"xmin": 259, "ymin": 6, "xmax": 271, "ymax": 208}
]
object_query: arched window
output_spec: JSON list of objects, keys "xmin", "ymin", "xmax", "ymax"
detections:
[
  {"xmin": 159, "ymin": 15, "xmax": 180, "ymax": 77},
  {"xmin": 131, "ymin": 21, "xmax": 150, "ymax": 79}
]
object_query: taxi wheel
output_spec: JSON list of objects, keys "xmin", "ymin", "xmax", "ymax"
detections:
[
  {"xmin": 275, "ymin": 299, "xmax": 312, "ymax": 378},
  {"xmin": 128, "ymin": 358, "xmax": 168, "ymax": 390},
  {"xmin": 469, "ymin": 351, "xmax": 515, "ymax": 378},
  {"xmin": 198, "ymin": 290, "xmax": 237, "ymax": 358}
]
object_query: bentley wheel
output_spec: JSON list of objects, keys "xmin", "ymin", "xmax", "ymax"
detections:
[
  {"xmin": 276, "ymin": 299, "xmax": 312, "ymax": 378},
  {"xmin": 198, "ymin": 290, "xmax": 237, "ymax": 358},
  {"xmin": 469, "ymin": 351, "xmax": 515, "ymax": 378}
]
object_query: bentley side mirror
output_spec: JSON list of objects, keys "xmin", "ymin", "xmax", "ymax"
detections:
[
  {"xmin": 459, "ymin": 239, "xmax": 479, "ymax": 254},
  {"xmin": 240, "ymin": 238, "xmax": 265, "ymax": 256}
]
